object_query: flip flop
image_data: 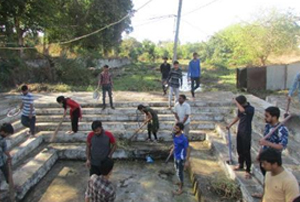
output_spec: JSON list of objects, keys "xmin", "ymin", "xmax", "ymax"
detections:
[{"xmin": 252, "ymin": 193, "xmax": 263, "ymax": 199}]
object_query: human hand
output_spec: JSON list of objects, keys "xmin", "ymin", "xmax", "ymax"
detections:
[
  {"xmin": 184, "ymin": 160, "xmax": 190, "ymax": 170},
  {"xmin": 226, "ymin": 125, "xmax": 231, "ymax": 130},
  {"xmin": 29, "ymin": 114, "xmax": 33, "ymax": 119},
  {"xmin": 86, "ymin": 160, "xmax": 91, "ymax": 169},
  {"xmin": 287, "ymin": 96, "xmax": 292, "ymax": 101},
  {"xmin": 259, "ymin": 139, "xmax": 269, "ymax": 146}
]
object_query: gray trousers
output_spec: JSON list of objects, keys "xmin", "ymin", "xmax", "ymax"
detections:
[
  {"xmin": 169, "ymin": 86, "xmax": 179, "ymax": 107},
  {"xmin": 102, "ymin": 84, "xmax": 113, "ymax": 107}
]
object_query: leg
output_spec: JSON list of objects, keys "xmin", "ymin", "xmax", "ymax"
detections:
[
  {"xmin": 195, "ymin": 77, "xmax": 200, "ymax": 89},
  {"xmin": 243, "ymin": 137, "xmax": 252, "ymax": 174},
  {"xmin": 183, "ymin": 123, "xmax": 190, "ymax": 136},
  {"xmin": 107, "ymin": 86, "xmax": 114, "ymax": 108},
  {"xmin": 153, "ymin": 132, "xmax": 158, "ymax": 140},
  {"xmin": 174, "ymin": 159, "xmax": 184, "ymax": 195},
  {"xmin": 21, "ymin": 115, "xmax": 30, "ymax": 128},
  {"xmin": 169, "ymin": 87, "xmax": 174, "ymax": 108},
  {"xmin": 236, "ymin": 133, "xmax": 244, "ymax": 169},
  {"xmin": 147, "ymin": 123, "xmax": 152, "ymax": 140},
  {"xmin": 0, "ymin": 164, "xmax": 9, "ymax": 183},
  {"xmin": 191, "ymin": 78, "xmax": 195, "ymax": 97},
  {"xmin": 29, "ymin": 116, "xmax": 36, "ymax": 135},
  {"xmin": 71, "ymin": 109, "xmax": 80, "ymax": 133},
  {"xmin": 174, "ymin": 88, "xmax": 179, "ymax": 105},
  {"xmin": 102, "ymin": 86, "xmax": 107, "ymax": 107},
  {"xmin": 162, "ymin": 79, "xmax": 167, "ymax": 95}
]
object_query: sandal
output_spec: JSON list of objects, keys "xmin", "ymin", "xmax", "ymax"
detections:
[
  {"xmin": 252, "ymin": 193, "xmax": 263, "ymax": 199},
  {"xmin": 245, "ymin": 172, "xmax": 252, "ymax": 179}
]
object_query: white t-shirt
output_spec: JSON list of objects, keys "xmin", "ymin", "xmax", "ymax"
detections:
[{"xmin": 174, "ymin": 102, "xmax": 191, "ymax": 125}]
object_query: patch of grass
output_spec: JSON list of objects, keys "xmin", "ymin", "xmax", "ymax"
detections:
[{"xmin": 210, "ymin": 175, "xmax": 242, "ymax": 200}]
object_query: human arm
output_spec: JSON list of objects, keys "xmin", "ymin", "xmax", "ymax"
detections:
[
  {"xmin": 226, "ymin": 116, "xmax": 239, "ymax": 130},
  {"xmin": 188, "ymin": 61, "xmax": 191, "ymax": 78},
  {"xmin": 29, "ymin": 103, "xmax": 33, "ymax": 119},
  {"xmin": 233, "ymin": 98, "xmax": 245, "ymax": 113},
  {"xmin": 108, "ymin": 132, "xmax": 117, "ymax": 158},
  {"xmin": 259, "ymin": 126, "xmax": 288, "ymax": 150},
  {"xmin": 184, "ymin": 140, "xmax": 191, "ymax": 170},
  {"xmin": 97, "ymin": 73, "xmax": 102, "ymax": 88},
  {"xmin": 19, "ymin": 103, "xmax": 24, "ymax": 110},
  {"xmin": 86, "ymin": 136, "xmax": 92, "ymax": 168},
  {"xmin": 145, "ymin": 111, "xmax": 152, "ymax": 121},
  {"xmin": 108, "ymin": 143, "xmax": 117, "ymax": 158}
]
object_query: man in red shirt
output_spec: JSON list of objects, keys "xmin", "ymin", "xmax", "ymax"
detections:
[
  {"xmin": 86, "ymin": 120, "xmax": 117, "ymax": 176},
  {"xmin": 98, "ymin": 65, "xmax": 115, "ymax": 110}
]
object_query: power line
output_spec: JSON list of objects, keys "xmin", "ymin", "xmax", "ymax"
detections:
[
  {"xmin": 0, "ymin": 0, "xmax": 155, "ymax": 50},
  {"xmin": 134, "ymin": 15, "xmax": 175, "ymax": 28},
  {"xmin": 182, "ymin": 0, "xmax": 221, "ymax": 16}
]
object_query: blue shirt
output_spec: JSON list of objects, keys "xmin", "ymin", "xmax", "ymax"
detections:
[
  {"xmin": 263, "ymin": 123, "xmax": 289, "ymax": 151},
  {"xmin": 21, "ymin": 92, "xmax": 36, "ymax": 116},
  {"xmin": 173, "ymin": 133, "xmax": 189, "ymax": 160},
  {"xmin": 188, "ymin": 59, "xmax": 201, "ymax": 78},
  {"xmin": 289, "ymin": 73, "xmax": 300, "ymax": 101}
]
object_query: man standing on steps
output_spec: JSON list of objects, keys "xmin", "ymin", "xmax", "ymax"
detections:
[
  {"xmin": 288, "ymin": 72, "xmax": 300, "ymax": 103},
  {"xmin": 252, "ymin": 106, "xmax": 290, "ymax": 199},
  {"xmin": 174, "ymin": 94, "xmax": 191, "ymax": 136},
  {"xmin": 259, "ymin": 148, "xmax": 299, "ymax": 202},
  {"xmin": 226, "ymin": 95, "xmax": 255, "ymax": 179},
  {"xmin": 160, "ymin": 57, "xmax": 171, "ymax": 96},
  {"xmin": 188, "ymin": 53, "xmax": 201, "ymax": 101},
  {"xmin": 86, "ymin": 120, "xmax": 117, "ymax": 176},
  {"xmin": 20, "ymin": 85, "xmax": 36, "ymax": 138},
  {"xmin": 166, "ymin": 61, "xmax": 182, "ymax": 109},
  {"xmin": 98, "ymin": 65, "xmax": 115, "ymax": 110}
]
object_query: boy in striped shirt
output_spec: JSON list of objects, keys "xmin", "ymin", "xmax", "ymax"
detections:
[
  {"xmin": 166, "ymin": 61, "xmax": 182, "ymax": 109},
  {"xmin": 20, "ymin": 85, "xmax": 36, "ymax": 137}
]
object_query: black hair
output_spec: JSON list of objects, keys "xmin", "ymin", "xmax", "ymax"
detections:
[
  {"xmin": 258, "ymin": 148, "xmax": 282, "ymax": 166},
  {"xmin": 193, "ymin": 52, "xmax": 198, "ymax": 56},
  {"xmin": 103, "ymin": 65, "xmax": 109, "ymax": 68},
  {"xmin": 21, "ymin": 85, "xmax": 28, "ymax": 91},
  {"xmin": 56, "ymin": 96, "xmax": 67, "ymax": 109},
  {"xmin": 293, "ymin": 195, "xmax": 300, "ymax": 202},
  {"xmin": 163, "ymin": 57, "xmax": 168, "ymax": 60},
  {"xmin": 92, "ymin": 120, "xmax": 102, "ymax": 131},
  {"xmin": 176, "ymin": 122, "xmax": 184, "ymax": 131},
  {"xmin": 0, "ymin": 123, "xmax": 14, "ymax": 134},
  {"xmin": 265, "ymin": 106, "xmax": 280, "ymax": 119},
  {"xmin": 173, "ymin": 61, "xmax": 179, "ymax": 65},
  {"xmin": 236, "ymin": 95, "xmax": 247, "ymax": 105},
  {"xmin": 99, "ymin": 158, "xmax": 114, "ymax": 175},
  {"xmin": 179, "ymin": 94, "xmax": 186, "ymax": 100},
  {"xmin": 137, "ymin": 104, "xmax": 146, "ymax": 111}
]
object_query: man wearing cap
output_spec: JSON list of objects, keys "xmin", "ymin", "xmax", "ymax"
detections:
[{"xmin": 160, "ymin": 57, "xmax": 171, "ymax": 95}]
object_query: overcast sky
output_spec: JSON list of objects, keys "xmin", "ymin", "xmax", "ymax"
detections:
[{"xmin": 125, "ymin": 0, "xmax": 300, "ymax": 44}]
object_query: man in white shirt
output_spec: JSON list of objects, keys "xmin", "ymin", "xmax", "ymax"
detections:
[{"xmin": 174, "ymin": 94, "xmax": 191, "ymax": 136}]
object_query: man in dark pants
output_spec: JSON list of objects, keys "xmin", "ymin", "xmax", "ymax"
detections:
[
  {"xmin": 86, "ymin": 120, "xmax": 117, "ymax": 176},
  {"xmin": 20, "ymin": 85, "xmax": 36, "ymax": 137},
  {"xmin": 188, "ymin": 53, "xmax": 201, "ymax": 100},
  {"xmin": 98, "ymin": 65, "xmax": 114, "ymax": 110},
  {"xmin": 160, "ymin": 57, "xmax": 171, "ymax": 95},
  {"xmin": 226, "ymin": 95, "xmax": 255, "ymax": 179}
]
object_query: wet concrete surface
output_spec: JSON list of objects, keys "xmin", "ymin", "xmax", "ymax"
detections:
[{"xmin": 22, "ymin": 160, "xmax": 196, "ymax": 202}]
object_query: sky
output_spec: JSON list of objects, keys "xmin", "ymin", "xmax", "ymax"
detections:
[{"xmin": 125, "ymin": 0, "xmax": 300, "ymax": 44}]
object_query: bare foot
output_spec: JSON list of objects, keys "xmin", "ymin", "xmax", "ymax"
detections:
[
  {"xmin": 66, "ymin": 131, "xmax": 74, "ymax": 134},
  {"xmin": 172, "ymin": 189, "xmax": 183, "ymax": 195},
  {"xmin": 245, "ymin": 172, "xmax": 252, "ymax": 179},
  {"xmin": 233, "ymin": 165, "xmax": 244, "ymax": 171},
  {"xmin": 252, "ymin": 193, "xmax": 263, "ymax": 199}
]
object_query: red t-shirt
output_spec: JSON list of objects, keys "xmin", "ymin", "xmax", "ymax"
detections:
[
  {"xmin": 66, "ymin": 98, "xmax": 82, "ymax": 118},
  {"xmin": 87, "ymin": 131, "xmax": 116, "ymax": 146}
]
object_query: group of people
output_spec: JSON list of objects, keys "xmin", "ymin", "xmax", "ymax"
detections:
[
  {"xmin": 226, "ymin": 95, "xmax": 300, "ymax": 202},
  {"xmin": 160, "ymin": 52, "xmax": 201, "ymax": 108}
]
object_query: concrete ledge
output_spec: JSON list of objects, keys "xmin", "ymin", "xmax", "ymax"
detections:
[{"xmin": 38, "ymin": 130, "xmax": 206, "ymax": 142}]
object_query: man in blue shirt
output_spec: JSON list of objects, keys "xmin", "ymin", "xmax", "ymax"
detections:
[
  {"xmin": 169, "ymin": 122, "xmax": 190, "ymax": 195},
  {"xmin": 288, "ymin": 72, "xmax": 300, "ymax": 103},
  {"xmin": 188, "ymin": 52, "xmax": 201, "ymax": 100}
]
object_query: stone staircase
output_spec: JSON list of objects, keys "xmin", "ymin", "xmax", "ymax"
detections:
[
  {"xmin": 3, "ymin": 92, "xmax": 298, "ymax": 201},
  {"xmin": 0, "ymin": 92, "xmax": 235, "ymax": 201}
]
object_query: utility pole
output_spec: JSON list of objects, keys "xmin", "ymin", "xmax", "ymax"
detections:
[{"xmin": 172, "ymin": 0, "xmax": 183, "ymax": 63}]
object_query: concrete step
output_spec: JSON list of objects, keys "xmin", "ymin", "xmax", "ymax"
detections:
[
  {"xmin": 36, "ymin": 121, "xmax": 216, "ymax": 131},
  {"xmin": 10, "ymin": 136, "xmax": 43, "ymax": 167},
  {"xmin": 6, "ymin": 128, "xmax": 29, "ymax": 150},
  {"xmin": 34, "ymin": 100, "xmax": 233, "ymax": 108},
  {"xmin": 36, "ymin": 113, "xmax": 224, "ymax": 122},
  {"xmin": 0, "ymin": 148, "xmax": 59, "ymax": 201},
  {"xmin": 48, "ymin": 142, "xmax": 171, "ymax": 160},
  {"xmin": 35, "ymin": 106, "xmax": 232, "ymax": 115},
  {"xmin": 206, "ymin": 131, "xmax": 262, "ymax": 202},
  {"xmin": 37, "ymin": 130, "xmax": 206, "ymax": 142}
]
